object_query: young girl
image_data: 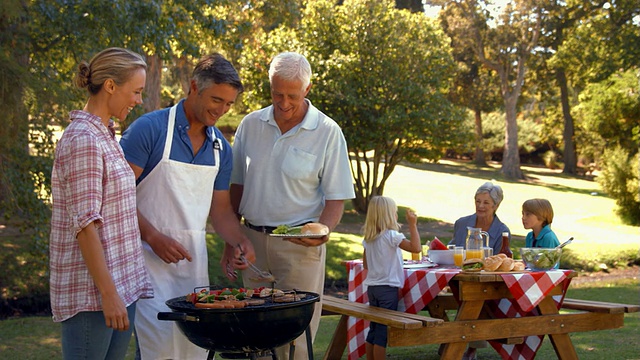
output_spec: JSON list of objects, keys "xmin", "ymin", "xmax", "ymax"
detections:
[
  {"xmin": 362, "ymin": 196, "xmax": 421, "ymax": 360},
  {"xmin": 522, "ymin": 198, "xmax": 560, "ymax": 248}
]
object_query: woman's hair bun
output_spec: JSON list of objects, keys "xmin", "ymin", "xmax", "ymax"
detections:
[{"xmin": 74, "ymin": 61, "xmax": 91, "ymax": 89}]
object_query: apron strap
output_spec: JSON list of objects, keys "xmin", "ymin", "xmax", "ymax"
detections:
[
  {"xmin": 163, "ymin": 103, "xmax": 221, "ymax": 167},
  {"xmin": 162, "ymin": 104, "xmax": 179, "ymax": 160}
]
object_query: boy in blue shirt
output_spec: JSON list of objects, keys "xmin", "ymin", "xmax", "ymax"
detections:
[{"xmin": 522, "ymin": 198, "xmax": 560, "ymax": 248}]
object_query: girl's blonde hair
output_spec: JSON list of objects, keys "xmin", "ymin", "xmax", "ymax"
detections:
[
  {"xmin": 522, "ymin": 198, "xmax": 554, "ymax": 227},
  {"xmin": 363, "ymin": 196, "xmax": 400, "ymax": 242}
]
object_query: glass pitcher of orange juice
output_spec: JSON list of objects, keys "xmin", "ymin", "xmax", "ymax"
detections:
[{"xmin": 465, "ymin": 227, "xmax": 489, "ymax": 260}]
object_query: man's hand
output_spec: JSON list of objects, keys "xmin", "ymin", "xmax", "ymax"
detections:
[
  {"xmin": 221, "ymin": 243, "xmax": 240, "ymax": 281},
  {"xmin": 220, "ymin": 240, "xmax": 255, "ymax": 281},
  {"xmin": 147, "ymin": 233, "xmax": 192, "ymax": 264}
]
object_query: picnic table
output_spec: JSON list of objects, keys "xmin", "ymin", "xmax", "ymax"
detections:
[{"xmin": 321, "ymin": 260, "xmax": 638, "ymax": 360}]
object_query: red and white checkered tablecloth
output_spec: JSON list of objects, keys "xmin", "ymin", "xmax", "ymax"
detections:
[
  {"xmin": 488, "ymin": 270, "xmax": 573, "ymax": 360},
  {"xmin": 345, "ymin": 260, "xmax": 573, "ymax": 360}
]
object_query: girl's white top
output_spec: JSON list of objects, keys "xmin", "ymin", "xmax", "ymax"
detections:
[{"xmin": 362, "ymin": 229, "xmax": 406, "ymax": 288}]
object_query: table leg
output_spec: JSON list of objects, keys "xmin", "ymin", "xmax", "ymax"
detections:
[
  {"xmin": 440, "ymin": 299, "xmax": 484, "ymax": 359},
  {"xmin": 537, "ymin": 296, "xmax": 579, "ymax": 360},
  {"xmin": 323, "ymin": 315, "xmax": 348, "ymax": 360}
]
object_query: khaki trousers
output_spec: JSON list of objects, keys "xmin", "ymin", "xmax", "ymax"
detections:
[{"xmin": 241, "ymin": 227, "xmax": 326, "ymax": 360}]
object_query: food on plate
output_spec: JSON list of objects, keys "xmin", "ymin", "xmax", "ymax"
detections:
[
  {"xmin": 462, "ymin": 258, "xmax": 483, "ymax": 271},
  {"xmin": 273, "ymin": 223, "xmax": 328, "ymax": 236},
  {"xmin": 273, "ymin": 225, "xmax": 295, "ymax": 234},
  {"xmin": 478, "ymin": 255, "xmax": 524, "ymax": 272},
  {"xmin": 301, "ymin": 222, "xmax": 329, "ymax": 235},
  {"xmin": 429, "ymin": 237, "xmax": 448, "ymax": 251},
  {"xmin": 512, "ymin": 261, "xmax": 526, "ymax": 271},
  {"xmin": 497, "ymin": 257, "xmax": 515, "ymax": 272},
  {"xmin": 482, "ymin": 255, "xmax": 503, "ymax": 271}
]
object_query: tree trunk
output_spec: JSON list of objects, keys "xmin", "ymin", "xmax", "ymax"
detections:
[
  {"xmin": 144, "ymin": 54, "xmax": 162, "ymax": 113},
  {"xmin": 556, "ymin": 68, "xmax": 577, "ymax": 175},
  {"xmin": 175, "ymin": 55, "xmax": 192, "ymax": 98},
  {"xmin": 473, "ymin": 107, "xmax": 487, "ymax": 166},
  {"xmin": 502, "ymin": 95, "xmax": 524, "ymax": 179}
]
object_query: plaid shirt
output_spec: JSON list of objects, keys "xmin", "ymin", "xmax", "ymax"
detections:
[{"xmin": 50, "ymin": 110, "xmax": 153, "ymax": 322}]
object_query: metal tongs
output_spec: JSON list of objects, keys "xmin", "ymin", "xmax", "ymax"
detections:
[{"xmin": 238, "ymin": 245, "xmax": 276, "ymax": 283}]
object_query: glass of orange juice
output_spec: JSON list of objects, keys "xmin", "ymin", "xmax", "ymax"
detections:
[
  {"xmin": 466, "ymin": 248, "xmax": 483, "ymax": 260},
  {"xmin": 454, "ymin": 246, "xmax": 465, "ymax": 267},
  {"xmin": 411, "ymin": 251, "xmax": 421, "ymax": 261}
]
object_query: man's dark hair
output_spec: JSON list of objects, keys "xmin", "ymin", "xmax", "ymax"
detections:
[{"xmin": 192, "ymin": 53, "xmax": 244, "ymax": 94}]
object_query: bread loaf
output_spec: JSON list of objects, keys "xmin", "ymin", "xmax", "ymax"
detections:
[
  {"xmin": 512, "ymin": 261, "xmax": 525, "ymax": 271},
  {"xmin": 301, "ymin": 223, "xmax": 329, "ymax": 235},
  {"xmin": 482, "ymin": 255, "xmax": 503, "ymax": 271},
  {"xmin": 497, "ymin": 258, "xmax": 515, "ymax": 271}
]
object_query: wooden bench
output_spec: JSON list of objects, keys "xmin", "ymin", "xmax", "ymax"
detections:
[
  {"xmin": 561, "ymin": 298, "xmax": 640, "ymax": 314},
  {"xmin": 321, "ymin": 296, "xmax": 444, "ymax": 359}
]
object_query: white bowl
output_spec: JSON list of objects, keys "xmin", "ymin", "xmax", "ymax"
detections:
[{"xmin": 428, "ymin": 249, "xmax": 455, "ymax": 265}]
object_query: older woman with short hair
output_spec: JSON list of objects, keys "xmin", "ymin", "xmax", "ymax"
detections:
[{"xmin": 449, "ymin": 181, "xmax": 510, "ymax": 257}]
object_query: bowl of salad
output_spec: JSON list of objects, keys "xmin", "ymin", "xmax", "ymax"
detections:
[{"xmin": 519, "ymin": 247, "xmax": 562, "ymax": 271}]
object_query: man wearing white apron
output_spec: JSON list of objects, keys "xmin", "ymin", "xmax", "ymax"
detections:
[{"xmin": 120, "ymin": 54, "xmax": 255, "ymax": 360}]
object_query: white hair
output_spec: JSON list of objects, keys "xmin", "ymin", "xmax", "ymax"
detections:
[
  {"xmin": 268, "ymin": 52, "xmax": 311, "ymax": 90},
  {"xmin": 475, "ymin": 181, "xmax": 504, "ymax": 209}
]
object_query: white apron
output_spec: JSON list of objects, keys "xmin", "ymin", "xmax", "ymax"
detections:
[{"xmin": 135, "ymin": 104, "xmax": 219, "ymax": 360}]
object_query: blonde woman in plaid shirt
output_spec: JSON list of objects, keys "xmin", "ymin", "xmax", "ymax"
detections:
[{"xmin": 49, "ymin": 48, "xmax": 153, "ymax": 360}]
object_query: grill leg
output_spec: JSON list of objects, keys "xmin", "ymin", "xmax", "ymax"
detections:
[
  {"xmin": 305, "ymin": 326, "xmax": 314, "ymax": 360},
  {"xmin": 207, "ymin": 350, "xmax": 215, "ymax": 360},
  {"xmin": 288, "ymin": 341, "xmax": 294, "ymax": 360}
]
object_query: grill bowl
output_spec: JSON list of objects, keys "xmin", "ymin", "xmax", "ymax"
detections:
[{"xmin": 158, "ymin": 291, "xmax": 320, "ymax": 353}]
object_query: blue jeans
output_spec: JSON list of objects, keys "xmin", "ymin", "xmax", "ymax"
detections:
[{"xmin": 61, "ymin": 302, "xmax": 136, "ymax": 360}]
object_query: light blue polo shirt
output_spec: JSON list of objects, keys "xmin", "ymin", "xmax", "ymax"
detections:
[
  {"xmin": 120, "ymin": 100, "xmax": 232, "ymax": 190},
  {"xmin": 231, "ymin": 100, "xmax": 355, "ymax": 226}
]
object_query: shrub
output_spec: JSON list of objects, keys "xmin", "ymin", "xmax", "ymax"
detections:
[
  {"xmin": 543, "ymin": 150, "xmax": 559, "ymax": 169},
  {"xmin": 596, "ymin": 146, "xmax": 640, "ymax": 226}
]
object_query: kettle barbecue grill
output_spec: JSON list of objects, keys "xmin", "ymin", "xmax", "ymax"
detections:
[{"xmin": 158, "ymin": 290, "xmax": 320, "ymax": 359}]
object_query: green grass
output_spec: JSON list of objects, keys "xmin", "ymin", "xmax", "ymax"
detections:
[{"xmin": 1, "ymin": 277, "xmax": 637, "ymax": 359}]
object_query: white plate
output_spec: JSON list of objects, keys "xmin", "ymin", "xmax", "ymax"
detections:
[
  {"xmin": 403, "ymin": 262, "xmax": 438, "ymax": 269},
  {"xmin": 269, "ymin": 233, "xmax": 326, "ymax": 239}
]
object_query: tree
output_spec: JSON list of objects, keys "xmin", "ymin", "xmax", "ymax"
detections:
[
  {"xmin": 304, "ymin": 0, "xmax": 466, "ymax": 212},
  {"xmin": 438, "ymin": 4, "xmax": 502, "ymax": 165},
  {"xmin": 0, "ymin": 0, "xmax": 233, "ymax": 269},
  {"xmin": 574, "ymin": 69, "xmax": 639, "ymax": 224},
  {"xmin": 530, "ymin": 0, "xmax": 639, "ymax": 175},
  {"xmin": 238, "ymin": 0, "xmax": 466, "ymax": 213},
  {"xmin": 432, "ymin": 0, "xmax": 548, "ymax": 179}
]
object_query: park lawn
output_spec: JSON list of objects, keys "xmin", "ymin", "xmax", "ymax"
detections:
[{"xmin": 1, "ymin": 276, "xmax": 637, "ymax": 359}]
